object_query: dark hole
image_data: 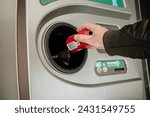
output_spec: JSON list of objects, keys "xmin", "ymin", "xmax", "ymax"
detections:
[
  {"xmin": 114, "ymin": 68, "xmax": 125, "ymax": 71},
  {"xmin": 45, "ymin": 23, "xmax": 87, "ymax": 73}
]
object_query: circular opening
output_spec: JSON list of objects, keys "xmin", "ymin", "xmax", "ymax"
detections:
[{"xmin": 44, "ymin": 23, "xmax": 87, "ymax": 74}]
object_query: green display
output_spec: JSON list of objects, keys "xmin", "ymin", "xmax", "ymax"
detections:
[
  {"xmin": 40, "ymin": 0, "xmax": 125, "ymax": 8},
  {"xmin": 91, "ymin": 0, "xmax": 113, "ymax": 5},
  {"xmin": 90, "ymin": 0, "xmax": 125, "ymax": 8},
  {"xmin": 40, "ymin": 0, "xmax": 55, "ymax": 5}
]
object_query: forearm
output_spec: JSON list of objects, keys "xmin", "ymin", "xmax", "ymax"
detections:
[{"xmin": 103, "ymin": 19, "xmax": 150, "ymax": 59}]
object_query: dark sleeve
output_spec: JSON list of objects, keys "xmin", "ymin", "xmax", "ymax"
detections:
[{"xmin": 103, "ymin": 19, "xmax": 150, "ymax": 59}]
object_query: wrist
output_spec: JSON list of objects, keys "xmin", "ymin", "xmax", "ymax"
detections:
[{"xmin": 98, "ymin": 30, "xmax": 108, "ymax": 50}]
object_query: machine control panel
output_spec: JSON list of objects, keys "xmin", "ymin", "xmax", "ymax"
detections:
[{"xmin": 95, "ymin": 60, "xmax": 127, "ymax": 76}]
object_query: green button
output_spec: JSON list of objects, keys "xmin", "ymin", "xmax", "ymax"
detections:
[{"xmin": 40, "ymin": 0, "xmax": 55, "ymax": 5}]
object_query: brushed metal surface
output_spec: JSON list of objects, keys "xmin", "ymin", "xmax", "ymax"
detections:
[
  {"xmin": 26, "ymin": 0, "xmax": 146, "ymax": 99},
  {"xmin": 0, "ymin": 0, "xmax": 19, "ymax": 99}
]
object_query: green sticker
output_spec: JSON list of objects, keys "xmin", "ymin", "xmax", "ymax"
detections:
[
  {"xmin": 106, "ymin": 60, "xmax": 125, "ymax": 68},
  {"xmin": 96, "ymin": 60, "xmax": 126, "ymax": 68}
]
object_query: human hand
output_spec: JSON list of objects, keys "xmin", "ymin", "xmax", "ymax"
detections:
[{"xmin": 74, "ymin": 23, "xmax": 108, "ymax": 49}]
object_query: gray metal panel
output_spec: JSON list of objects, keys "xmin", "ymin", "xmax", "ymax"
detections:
[
  {"xmin": 26, "ymin": 0, "xmax": 146, "ymax": 99},
  {"xmin": 0, "ymin": 0, "xmax": 19, "ymax": 99}
]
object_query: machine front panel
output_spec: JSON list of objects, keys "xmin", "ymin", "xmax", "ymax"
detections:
[{"xmin": 26, "ymin": 0, "xmax": 145, "ymax": 99}]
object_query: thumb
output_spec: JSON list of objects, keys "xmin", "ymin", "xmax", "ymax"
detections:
[{"xmin": 74, "ymin": 34, "xmax": 92, "ymax": 44}]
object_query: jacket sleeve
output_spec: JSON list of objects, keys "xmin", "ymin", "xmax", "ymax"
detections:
[{"xmin": 103, "ymin": 19, "xmax": 150, "ymax": 59}]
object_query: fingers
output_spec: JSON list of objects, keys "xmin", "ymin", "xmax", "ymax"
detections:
[
  {"xmin": 75, "ymin": 23, "xmax": 108, "ymax": 50},
  {"xmin": 74, "ymin": 34, "xmax": 94, "ymax": 49},
  {"xmin": 74, "ymin": 34, "xmax": 92, "ymax": 45},
  {"xmin": 86, "ymin": 45, "xmax": 95, "ymax": 49},
  {"xmin": 76, "ymin": 22, "xmax": 97, "ymax": 32}
]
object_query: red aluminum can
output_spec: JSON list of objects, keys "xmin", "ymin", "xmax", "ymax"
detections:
[{"xmin": 66, "ymin": 29, "xmax": 89, "ymax": 53}]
